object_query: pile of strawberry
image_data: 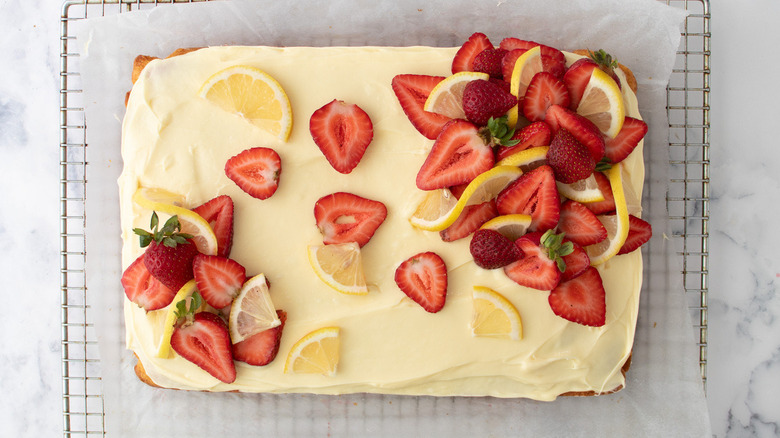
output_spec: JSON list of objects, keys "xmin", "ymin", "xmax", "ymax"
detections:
[
  {"xmin": 391, "ymin": 33, "xmax": 653, "ymax": 327},
  {"xmin": 121, "ymin": 196, "xmax": 285, "ymax": 383}
]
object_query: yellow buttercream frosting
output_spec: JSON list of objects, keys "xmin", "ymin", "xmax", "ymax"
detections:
[{"xmin": 119, "ymin": 46, "xmax": 645, "ymax": 400}]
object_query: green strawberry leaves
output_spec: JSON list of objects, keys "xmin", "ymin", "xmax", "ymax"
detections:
[{"xmin": 133, "ymin": 212, "xmax": 194, "ymax": 248}]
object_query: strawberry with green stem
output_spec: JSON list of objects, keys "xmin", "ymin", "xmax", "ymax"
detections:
[{"xmin": 134, "ymin": 212, "xmax": 199, "ymax": 292}]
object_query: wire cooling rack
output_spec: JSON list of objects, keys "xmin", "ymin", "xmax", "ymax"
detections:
[{"xmin": 59, "ymin": 0, "xmax": 710, "ymax": 435}]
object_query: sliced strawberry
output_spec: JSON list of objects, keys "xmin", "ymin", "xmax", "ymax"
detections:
[
  {"xmin": 545, "ymin": 104, "xmax": 605, "ymax": 162},
  {"xmin": 309, "ymin": 99, "xmax": 374, "ymax": 174},
  {"xmin": 469, "ymin": 228, "xmax": 522, "ymax": 269},
  {"xmin": 546, "ymin": 128, "xmax": 595, "ymax": 184},
  {"xmin": 192, "ymin": 254, "xmax": 247, "ymax": 309},
  {"xmin": 583, "ymin": 171, "xmax": 616, "ymax": 215},
  {"xmin": 440, "ymin": 200, "xmax": 498, "ymax": 242},
  {"xmin": 558, "ymin": 200, "xmax": 608, "ymax": 247},
  {"xmin": 192, "ymin": 195, "xmax": 234, "ymax": 258},
  {"xmin": 563, "ymin": 58, "xmax": 597, "ymax": 110},
  {"xmin": 503, "ymin": 232, "xmax": 561, "ymax": 290},
  {"xmin": 394, "ymin": 252, "xmax": 448, "ymax": 313},
  {"xmin": 548, "ymin": 266, "xmax": 606, "ymax": 327},
  {"xmin": 416, "ymin": 120, "xmax": 494, "ymax": 190},
  {"xmin": 604, "ymin": 117, "xmax": 648, "ymax": 163},
  {"xmin": 449, "ymin": 182, "xmax": 470, "ymax": 200},
  {"xmin": 522, "ymin": 72, "xmax": 570, "ymax": 122},
  {"xmin": 560, "ymin": 240, "xmax": 590, "ymax": 281},
  {"xmin": 452, "ymin": 32, "xmax": 493, "ymax": 74},
  {"xmin": 233, "ymin": 310, "xmax": 286, "ymax": 366},
  {"xmin": 495, "ymin": 121, "xmax": 552, "ymax": 161},
  {"xmin": 314, "ymin": 192, "xmax": 387, "ymax": 247},
  {"xmin": 499, "ymin": 37, "xmax": 538, "ymax": 52},
  {"xmin": 501, "ymin": 49, "xmax": 526, "ymax": 83},
  {"xmin": 391, "ymin": 74, "xmax": 451, "ymax": 140},
  {"xmin": 473, "ymin": 48, "xmax": 508, "ymax": 78},
  {"xmin": 121, "ymin": 254, "xmax": 176, "ymax": 311},
  {"xmin": 224, "ymin": 147, "xmax": 282, "ymax": 200},
  {"xmin": 170, "ymin": 312, "xmax": 236, "ymax": 383},
  {"xmin": 496, "ymin": 165, "xmax": 560, "ymax": 232},
  {"xmin": 462, "ymin": 79, "xmax": 517, "ymax": 126},
  {"xmin": 617, "ymin": 215, "xmax": 653, "ymax": 255},
  {"xmin": 499, "ymin": 38, "xmax": 566, "ymax": 79}
]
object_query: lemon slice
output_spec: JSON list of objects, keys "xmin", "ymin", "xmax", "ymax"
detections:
[
  {"xmin": 307, "ymin": 243, "xmax": 368, "ymax": 295},
  {"xmin": 156, "ymin": 280, "xmax": 200, "ymax": 359},
  {"xmin": 479, "ymin": 214, "xmax": 533, "ymax": 241},
  {"xmin": 576, "ymin": 68, "xmax": 626, "ymax": 139},
  {"xmin": 423, "ymin": 71, "xmax": 490, "ymax": 119},
  {"xmin": 586, "ymin": 164, "xmax": 630, "ymax": 265},
  {"xmin": 408, "ymin": 188, "xmax": 458, "ymax": 231},
  {"xmin": 471, "ymin": 286, "xmax": 522, "ymax": 340},
  {"xmin": 496, "ymin": 146, "xmax": 549, "ymax": 171},
  {"xmin": 228, "ymin": 274, "xmax": 281, "ymax": 343},
  {"xmin": 284, "ymin": 327, "xmax": 341, "ymax": 375},
  {"xmin": 507, "ymin": 46, "xmax": 542, "ymax": 127},
  {"xmin": 133, "ymin": 188, "xmax": 219, "ymax": 256},
  {"xmin": 199, "ymin": 65, "xmax": 293, "ymax": 141},
  {"xmin": 556, "ymin": 174, "xmax": 606, "ymax": 203}
]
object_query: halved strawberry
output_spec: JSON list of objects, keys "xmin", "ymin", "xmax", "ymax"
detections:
[
  {"xmin": 496, "ymin": 165, "xmax": 560, "ymax": 232},
  {"xmin": 391, "ymin": 74, "xmax": 451, "ymax": 140},
  {"xmin": 416, "ymin": 120, "xmax": 495, "ymax": 190},
  {"xmin": 121, "ymin": 254, "xmax": 176, "ymax": 311},
  {"xmin": 462, "ymin": 79, "xmax": 518, "ymax": 126},
  {"xmin": 503, "ymin": 232, "xmax": 561, "ymax": 290},
  {"xmin": 563, "ymin": 58, "xmax": 597, "ymax": 110},
  {"xmin": 604, "ymin": 117, "xmax": 648, "ymax": 163},
  {"xmin": 469, "ymin": 228, "xmax": 522, "ymax": 269},
  {"xmin": 314, "ymin": 192, "xmax": 387, "ymax": 247},
  {"xmin": 439, "ymin": 200, "xmax": 498, "ymax": 242},
  {"xmin": 548, "ymin": 266, "xmax": 606, "ymax": 327},
  {"xmin": 224, "ymin": 147, "xmax": 281, "ymax": 200},
  {"xmin": 449, "ymin": 182, "xmax": 470, "ymax": 200},
  {"xmin": 473, "ymin": 48, "xmax": 508, "ymax": 78},
  {"xmin": 394, "ymin": 252, "xmax": 448, "ymax": 313},
  {"xmin": 522, "ymin": 72, "xmax": 570, "ymax": 122},
  {"xmin": 546, "ymin": 128, "xmax": 596, "ymax": 184},
  {"xmin": 452, "ymin": 32, "xmax": 493, "ymax": 74},
  {"xmin": 309, "ymin": 99, "xmax": 374, "ymax": 174},
  {"xmin": 495, "ymin": 121, "xmax": 552, "ymax": 161},
  {"xmin": 583, "ymin": 172, "xmax": 616, "ymax": 215},
  {"xmin": 501, "ymin": 49, "xmax": 526, "ymax": 83},
  {"xmin": 192, "ymin": 195, "xmax": 234, "ymax": 258},
  {"xmin": 232, "ymin": 310, "xmax": 286, "ymax": 366},
  {"xmin": 499, "ymin": 38, "xmax": 566, "ymax": 79},
  {"xmin": 545, "ymin": 104, "xmax": 605, "ymax": 162},
  {"xmin": 617, "ymin": 215, "xmax": 652, "ymax": 255},
  {"xmin": 560, "ymin": 240, "xmax": 590, "ymax": 281},
  {"xmin": 170, "ymin": 312, "xmax": 236, "ymax": 383},
  {"xmin": 192, "ymin": 254, "xmax": 247, "ymax": 309},
  {"xmin": 557, "ymin": 200, "xmax": 608, "ymax": 247}
]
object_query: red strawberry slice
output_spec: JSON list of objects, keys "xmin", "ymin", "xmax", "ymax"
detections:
[
  {"xmin": 170, "ymin": 312, "xmax": 236, "ymax": 383},
  {"xmin": 495, "ymin": 121, "xmax": 552, "ymax": 161},
  {"xmin": 469, "ymin": 228, "xmax": 522, "ymax": 269},
  {"xmin": 449, "ymin": 182, "xmax": 470, "ymax": 200},
  {"xmin": 439, "ymin": 200, "xmax": 498, "ymax": 242},
  {"xmin": 604, "ymin": 117, "xmax": 648, "ymax": 163},
  {"xmin": 452, "ymin": 32, "xmax": 493, "ymax": 74},
  {"xmin": 503, "ymin": 232, "xmax": 561, "ymax": 290},
  {"xmin": 496, "ymin": 165, "xmax": 560, "ymax": 232},
  {"xmin": 314, "ymin": 192, "xmax": 387, "ymax": 247},
  {"xmin": 232, "ymin": 310, "xmax": 286, "ymax": 366},
  {"xmin": 391, "ymin": 74, "xmax": 451, "ymax": 140},
  {"xmin": 558, "ymin": 200, "xmax": 608, "ymax": 247},
  {"xmin": 462, "ymin": 79, "xmax": 518, "ymax": 126},
  {"xmin": 501, "ymin": 49, "xmax": 526, "ymax": 83},
  {"xmin": 546, "ymin": 128, "xmax": 596, "ymax": 184},
  {"xmin": 309, "ymin": 99, "xmax": 374, "ymax": 174},
  {"xmin": 192, "ymin": 254, "xmax": 247, "ymax": 309},
  {"xmin": 523, "ymin": 72, "xmax": 570, "ymax": 122},
  {"xmin": 416, "ymin": 120, "xmax": 495, "ymax": 190},
  {"xmin": 545, "ymin": 104, "xmax": 606, "ymax": 162},
  {"xmin": 563, "ymin": 58, "xmax": 598, "ymax": 110},
  {"xmin": 498, "ymin": 37, "xmax": 539, "ymax": 52},
  {"xmin": 225, "ymin": 147, "xmax": 282, "ymax": 200},
  {"xmin": 192, "ymin": 195, "xmax": 234, "ymax": 258},
  {"xmin": 548, "ymin": 266, "xmax": 606, "ymax": 327},
  {"xmin": 473, "ymin": 48, "xmax": 508, "ymax": 78},
  {"xmin": 560, "ymin": 240, "xmax": 590, "ymax": 281},
  {"xmin": 394, "ymin": 252, "xmax": 448, "ymax": 313},
  {"xmin": 499, "ymin": 38, "xmax": 567, "ymax": 79},
  {"xmin": 121, "ymin": 254, "xmax": 176, "ymax": 311},
  {"xmin": 617, "ymin": 215, "xmax": 653, "ymax": 255},
  {"xmin": 143, "ymin": 238, "xmax": 200, "ymax": 293},
  {"xmin": 583, "ymin": 171, "xmax": 616, "ymax": 215}
]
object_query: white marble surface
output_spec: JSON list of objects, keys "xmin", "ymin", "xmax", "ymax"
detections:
[{"xmin": 0, "ymin": 0, "xmax": 777, "ymax": 436}]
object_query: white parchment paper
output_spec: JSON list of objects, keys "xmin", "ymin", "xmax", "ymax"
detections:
[{"xmin": 75, "ymin": 0, "xmax": 712, "ymax": 436}]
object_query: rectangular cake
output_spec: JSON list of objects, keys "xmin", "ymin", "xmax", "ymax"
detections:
[{"xmin": 119, "ymin": 39, "xmax": 648, "ymax": 400}]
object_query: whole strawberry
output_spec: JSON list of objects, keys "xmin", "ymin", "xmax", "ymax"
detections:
[
  {"xmin": 469, "ymin": 229, "xmax": 522, "ymax": 269},
  {"xmin": 473, "ymin": 48, "xmax": 508, "ymax": 79},
  {"xmin": 134, "ymin": 212, "xmax": 199, "ymax": 292},
  {"xmin": 546, "ymin": 128, "xmax": 595, "ymax": 183},
  {"xmin": 462, "ymin": 79, "xmax": 517, "ymax": 126}
]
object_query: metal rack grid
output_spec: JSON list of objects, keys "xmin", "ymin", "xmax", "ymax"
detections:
[{"xmin": 59, "ymin": 0, "xmax": 710, "ymax": 435}]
